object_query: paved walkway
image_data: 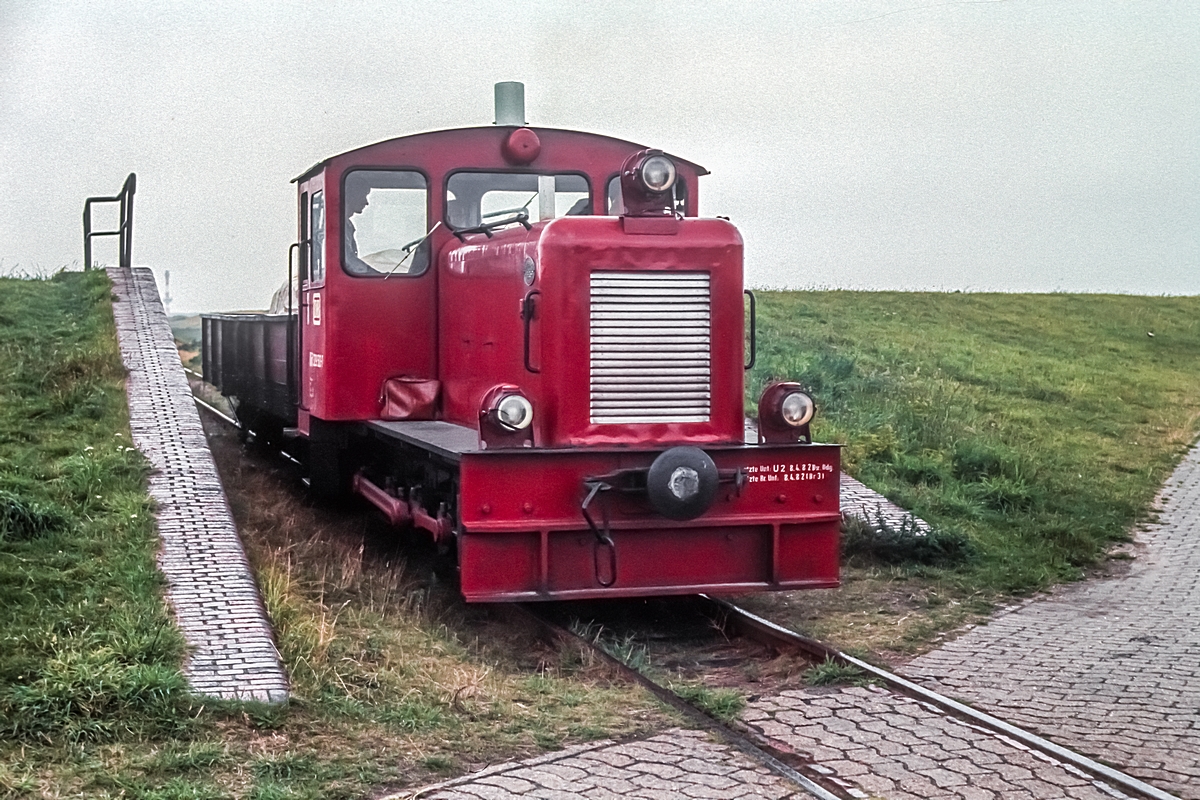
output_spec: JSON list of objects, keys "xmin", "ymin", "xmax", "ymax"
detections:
[
  {"xmin": 745, "ymin": 686, "xmax": 1135, "ymax": 800},
  {"xmin": 903, "ymin": 445, "xmax": 1200, "ymax": 798},
  {"xmin": 400, "ymin": 689, "xmax": 1141, "ymax": 800},
  {"xmin": 841, "ymin": 474, "xmax": 931, "ymax": 534},
  {"xmin": 395, "ymin": 730, "xmax": 800, "ymax": 800},
  {"xmin": 108, "ymin": 267, "xmax": 288, "ymax": 702}
]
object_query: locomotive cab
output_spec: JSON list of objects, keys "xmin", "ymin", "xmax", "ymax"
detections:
[{"xmin": 203, "ymin": 84, "xmax": 841, "ymax": 602}]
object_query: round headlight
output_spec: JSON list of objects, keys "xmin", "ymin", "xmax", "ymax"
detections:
[
  {"xmin": 780, "ymin": 391, "xmax": 815, "ymax": 427},
  {"xmin": 640, "ymin": 155, "xmax": 677, "ymax": 193},
  {"xmin": 496, "ymin": 394, "xmax": 533, "ymax": 431}
]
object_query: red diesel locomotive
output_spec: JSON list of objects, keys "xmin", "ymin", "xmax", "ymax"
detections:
[{"xmin": 203, "ymin": 83, "xmax": 841, "ymax": 602}]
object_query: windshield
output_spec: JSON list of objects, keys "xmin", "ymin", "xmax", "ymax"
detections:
[
  {"xmin": 446, "ymin": 172, "xmax": 590, "ymax": 230},
  {"xmin": 343, "ymin": 169, "xmax": 430, "ymax": 277}
]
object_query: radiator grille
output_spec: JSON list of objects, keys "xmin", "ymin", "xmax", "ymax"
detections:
[{"xmin": 589, "ymin": 271, "xmax": 711, "ymax": 424}]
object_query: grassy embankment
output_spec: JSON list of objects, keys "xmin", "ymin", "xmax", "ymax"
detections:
[
  {"xmin": 1, "ymin": 272, "xmax": 664, "ymax": 799},
  {"xmin": 743, "ymin": 291, "xmax": 1200, "ymax": 655},
  {"xmin": 8, "ymin": 276, "xmax": 1200, "ymax": 797}
]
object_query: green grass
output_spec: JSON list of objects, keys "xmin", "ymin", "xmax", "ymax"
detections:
[
  {"xmin": 1, "ymin": 272, "xmax": 665, "ymax": 799},
  {"xmin": 0, "ymin": 270, "xmax": 193, "ymax": 748},
  {"xmin": 669, "ymin": 684, "xmax": 746, "ymax": 722},
  {"xmin": 750, "ymin": 291, "xmax": 1200, "ymax": 595},
  {"xmin": 802, "ymin": 658, "xmax": 870, "ymax": 688},
  {"xmin": 170, "ymin": 314, "xmax": 203, "ymax": 373}
]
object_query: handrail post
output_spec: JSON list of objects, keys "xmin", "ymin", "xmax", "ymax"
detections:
[{"xmin": 82, "ymin": 172, "xmax": 136, "ymax": 270}]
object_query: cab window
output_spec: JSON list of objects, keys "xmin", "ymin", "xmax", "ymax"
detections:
[
  {"xmin": 310, "ymin": 191, "xmax": 325, "ymax": 283},
  {"xmin": 446, "ymin": 172, "xmax": 590, "ymax": 230},
  {"xmin": 342, "ymin": 170, "xmax": 429, "ymax": 277}
]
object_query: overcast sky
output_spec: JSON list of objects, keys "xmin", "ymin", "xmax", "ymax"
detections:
[{"xmin": 1, "ymin": 1, "xmax": 1197, "ymax": 312}]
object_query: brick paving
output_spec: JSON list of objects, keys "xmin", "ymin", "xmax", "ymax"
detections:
[
  {"xmin": 745, "ymin": 686, "xmax": 1135, "ymax": 800},
  {"xmin": 902, "ymin": 445, "xmax": 1200, "ymax": 798},
  {"xmin": 401, "ymin": 690, "xmax": 1143, "ymax": 800},
  {"xmin": 108, "ymin": 266, "xmax": 288, "ymax": 703},
  {"xmin": 393, "ymin": 729, "xmax": 801, "ymax": 800},
  {"xmin": 840, "ymin": 473, "xmax": 931, "ymax": 534}
]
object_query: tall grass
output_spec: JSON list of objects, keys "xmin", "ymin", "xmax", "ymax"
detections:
[
  {"xmin": 750, "ymin": 291, "xmax": 1200, "ymax": 593},
  {"xmin": 198, "ymin": 423, "xmax": 666, "ymax": 795},
  {"xmin": 0, "ymin": 270, "xmax": 194, "ymax": 746}
]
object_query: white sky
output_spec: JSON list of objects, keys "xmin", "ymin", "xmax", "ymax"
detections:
[{"xmin": 1, "ymin": 0, "xmax": 1197, "ymax": 312}]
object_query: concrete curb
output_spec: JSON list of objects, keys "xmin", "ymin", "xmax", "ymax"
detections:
[{"xmin": 107, "ymin": 266, "xmax": 288, "ymax": 703}]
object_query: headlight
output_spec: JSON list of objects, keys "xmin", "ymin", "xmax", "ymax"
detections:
[
  {"xmin": 757, "ymin": 381, "xmax": 816, "ymax": 444},
  {"xmin": 496, "ymin": 394, "xmax": 533, "ymax": 431},
  {"xmin": 479, "ymin": 385, "xmax": 536, "ymax": 448},
  {"xmin": 780, "ymin": 391, "xmax": 814, "ymax": 427},
  {"xmin": 640, "ymin": 155, "xmax": 677, "ymax": 193}
]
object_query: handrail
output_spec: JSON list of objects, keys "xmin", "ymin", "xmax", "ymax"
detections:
[
  {"xmin": 83, "ymin": 173, "xmax": 136, "ymax": 270},
  {"xmin": 744, "ymin": 289, "xmax": 757, "ymax": 370}
]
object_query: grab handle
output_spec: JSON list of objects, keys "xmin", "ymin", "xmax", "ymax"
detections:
[{"xmin": 522, "ymin": 290, "xmax": 542, "ymax": 374}]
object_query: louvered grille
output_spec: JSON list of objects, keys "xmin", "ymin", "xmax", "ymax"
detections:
[{"xmin": 590, "ymin": 271, "xmax": 711, "ymax": 424}]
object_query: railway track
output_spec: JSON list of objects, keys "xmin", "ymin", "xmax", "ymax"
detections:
[
  {"xmin": 513, "ymin": 596, "xmax": 1178, "ymax": 800},
  {"xmin": 192, "ymin": 391, "xmax": 1177, "ymax": 800},
  {"xmin": 507, "ymin": 600, "xmax": 850, "ymax": 800}
]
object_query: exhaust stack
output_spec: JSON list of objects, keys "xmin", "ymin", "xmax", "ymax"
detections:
[{"xmin": 494, "ymin": 81, "xmax": 526, "ymax": 126}]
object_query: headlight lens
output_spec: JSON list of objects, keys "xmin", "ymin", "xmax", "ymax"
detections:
[
  {"xmin": 780, "ymin": 391, "xmax": 815, "ymax": 427},
  {"xmin": 640, "ymin": 155, "xmax": 676, "ymax": 193},
  {"xmin": 496, "ymin": 394, "xmax": 533, "ymax": 431}
]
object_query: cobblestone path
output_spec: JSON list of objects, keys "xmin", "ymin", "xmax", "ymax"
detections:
[
  {"xmin": 108, "ymin": 267, "xmax": 288, "ymax": 702},
  {"xmin": 402, "ymin": 688, "xmax": 1142, "ymax": 799},
  {"xmin": 841, "ymin": 474, "xmax": 931, "ymax": 534},
  {"xmin": 397, "ymin": 730, "xmax": 800, "ymax": 800},
  {"xmin": 903, "ymin": 445, "xmax": 1200, "ymax": 798},
  {"xmin": 745, "ymin": 686, "xmax": 1135, "ymax": 800}
]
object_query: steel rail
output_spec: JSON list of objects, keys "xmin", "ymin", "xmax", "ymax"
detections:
[
  {"xmin": 187, "ymin": 376, "xmax": 305, "ymax": 469},
  {"xmin": 192, "ymin": 395, "xmax": 240, "ymax": 430},
  {"xmin": 185, "ymin": 368, "xmax": 242, "ymax": 430},
  {"xmin": 510, "ymin": 604, "xmax": 848, "ymax": 800},
  {"xmin": 704, "ymin": 596, "xmax": 1180, "ymax": 800}
]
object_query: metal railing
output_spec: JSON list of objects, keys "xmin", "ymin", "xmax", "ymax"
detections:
[{"xmin": 83, "ymin": 173, "xmax": 136, "ymax": 270}]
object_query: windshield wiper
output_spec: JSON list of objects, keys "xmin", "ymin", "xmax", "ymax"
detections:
[
  {"xmin": 451, "ymin": 210, "xmax": 532, "ymax": 242},
  {"xmin": 382, "ymin": 221, "xmax": 442, "ymax": 279}
]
